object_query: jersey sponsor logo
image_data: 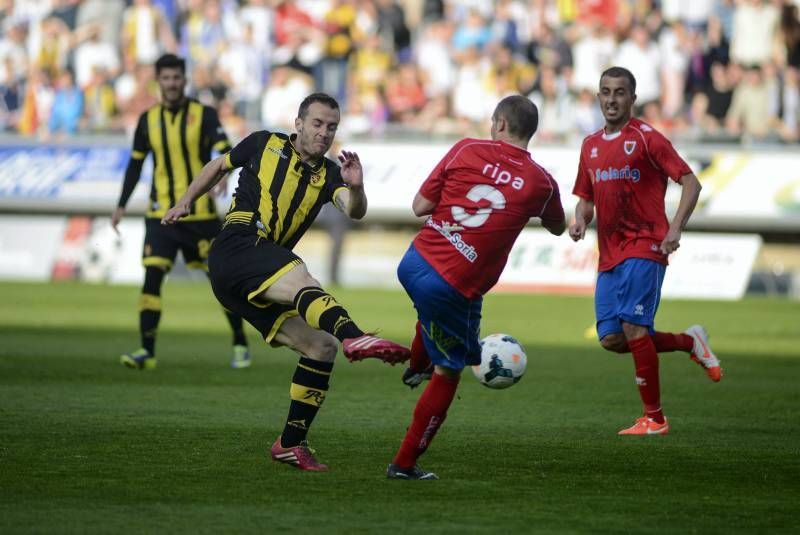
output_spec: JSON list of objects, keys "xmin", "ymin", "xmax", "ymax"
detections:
[
  {"xmin": 482, "ymin": 163, "xmax": 525, "ymax": 190},
  {"xmin": 451, "ymin": 184, "xmax": 506, "ymax": 227},
  {"xmin": 593, "ymin": 165, "xmax": 641, "ymax": 183},
  {"xmin": 302, "ymin": 389, "xmax": 326, "ymax": 406},
  {"xmin": 426, "ymin": 218, "xmax": 478, "ymax": 263},
  {"xmin": 267, "ymin": 146, "xmax": 288, "ymax": 159},
  {"xmin": 624, "ymin": 140, "xmax": 636, "ymax": 155}
]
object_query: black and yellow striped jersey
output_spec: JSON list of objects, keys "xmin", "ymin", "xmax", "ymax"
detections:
[
  {"xmin": 223, "ymin": 131, "xmax": 349, "ymax": 250},
  {"xmin": 128, "ymin": 98, "xmax": 231, "ymax": 220}
]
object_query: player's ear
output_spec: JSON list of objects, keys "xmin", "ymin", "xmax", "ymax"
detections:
[{"xmin": 294, "ymin": 116, "xmax": 302, "ymax": 132}]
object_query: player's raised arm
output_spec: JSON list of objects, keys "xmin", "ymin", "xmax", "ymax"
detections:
[
  {"xmin": 162, "ymin": 154, "xmax": 230, "ymax": 225},
  {"xmin": 334, "ymin": 150, "xmax": 368, "ymax": 220},
  {"xmin": 569, "ymin": 198, "xmax": 595, "ymax": 241},
  {"xmin": 660, "ymin": 172, "xmax": 702, "ymax": 255}
]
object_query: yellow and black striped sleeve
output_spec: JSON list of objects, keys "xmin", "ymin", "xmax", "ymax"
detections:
[
  {"xmin": 325, "ymin": 162, "xmax": 349, "ymax": 210},
  {"xmin": 117, "ymin": 112, "xmax": 151, "ymax": 208},
  {"xmin": 225, "ymin": 130, "xmax": 269, "ymax": 169},
  {"xmin": 202, "ymin": 106, "xmax": 231, "ymax": 155}
]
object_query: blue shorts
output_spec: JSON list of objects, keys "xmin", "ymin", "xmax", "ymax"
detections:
[
  {"xmin": 397, "ymin": 245, "xmax": 482, "ymax": 371},
  {"xmin": 595, "ymin": 258, "xmax": 666, "ymax": 340}
]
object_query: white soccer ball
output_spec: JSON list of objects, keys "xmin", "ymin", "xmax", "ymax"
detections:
[{"xmin": 472, "ymin": 333, "xmax": 527, "ymax": 389}]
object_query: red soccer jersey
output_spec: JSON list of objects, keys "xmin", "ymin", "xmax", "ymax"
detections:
[
  {"xmin": 572, "ymin": 118, "xmax": 693, "ymax": 272},
  {"xmin": 413, "ymin": 138, "xmax": 565, "ymax": 299}
]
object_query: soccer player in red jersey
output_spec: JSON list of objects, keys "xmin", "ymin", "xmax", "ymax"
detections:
[
  {"xmin": 387, "ymin": 95, "xmax": 567, "ymax": 479},
  {"xmin": 569, "ymin": 66, "xmax": 723, "ymax": 436}
]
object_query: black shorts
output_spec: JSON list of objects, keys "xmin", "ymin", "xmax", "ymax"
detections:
[
  {"xmin": 143, "ymin": 217, "xmax": 222, "ymax": 271},
  {"xmin": 208, "ymin": 227, "xmax": 302, "ymax": 342}
]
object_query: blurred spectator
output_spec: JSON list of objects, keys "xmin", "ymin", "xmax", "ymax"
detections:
[
  {"xmin": 780, "ymin": 2, "xmax": 800, "ymax": 68},
  {"xmin": 573, "ymin": 87, "xmax": 604, "ymax": 135},
  {"xmin": 691, "ymin": 61, "xmax": 734, "ymax": 135},
  {"xmin": 47, "ymin": 67, "xmax": 81, "ymax": 138},
  {"xmin": 414, "ymin": 19, "xmax": 455, "ymax": 98},
  {"xmin": 318, "ymin": 0, "xmax": 358, "ymax": 106},
  {"xmin": 571, "ymin": 22, "xmax": 615, "ymax": 92},
  {"xmin": 384, "ymin": 61, "xmax": 427, "ymax": 123},
  {"xmin": 659, "ymin": 21, "xmax": 690, "ymax": 118},
  {"xmin": 179, "ymin": 0, "xmax": 227, "ymax": 70},
  {"xmin": 260, "ymin": 66, "xmax": 313, "ymax": 131},
  {"xmin": 35, "ymin": 15, "xmax": 68, "ymax": 79},
  {"xmin": 451, "ymin": 45, "xmax": 496, "ymax": 133},
  {"xmin": 216, "ymin": 21, "xmax": 264, "ymax": 122},
  {"xmin": 73, "ymin": 23, "xmax": 119, "ymax": 89},
  {"xmin": 76, "ymin": 0, "xmax": 124, "ymax": 46},
  {"xmin": 528, "ymin": 65, "xmax": 575, "ymax": 142},
  {"xmin": 121, "ymin": 0, "xmax": 175, "ymax": 65},
  {"xmin": 376, "ymin": 0, "xmax": 411, "ymax": 61},
  {"xmin": 725, "ymin": 65, "xmax": 776, "ymax": 140},
  {"xmin": 451, "ymin": 8, "xmax": 491, "ymax": 53},
  {"xmin": 614, "ymin": 25, "xmax": 661, "ymax": 111},
  {"xmin": 114, "ymin": 59, "xmax": 157, "ymax": 134},
  {"xmin": 82, "ymin": 66, "xmax": 115, "ymax": 131},
  {"xmin": 730, "ymin": 0, "xmax": 780, "ymax": 67},
  {"xmin": 779, "ymin": 66, "xmax": 799, "ymax": 141}
]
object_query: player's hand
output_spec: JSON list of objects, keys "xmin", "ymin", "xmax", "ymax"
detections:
[
  {"xmin": 162, "ymin": 203, "xmax": 190, "ymax": 225},
  {"xmin": 338, "ymin": 150, "xmax": 363, "ymax": 188},
  {"xmin": 568, "ymin": 220, "xmax": 586, "ymax": 242},
  {"xmin": 660, "ymin": 228, "xmax": 681, "ymax": 255},
  {"xmin": 111, "ymin": 206, "xmax": 125, "ymax": 235}
]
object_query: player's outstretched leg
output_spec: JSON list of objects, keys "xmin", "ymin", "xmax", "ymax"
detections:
[
  {"xmin": 293, "ymin": 286, "xmax": 410, "ymax": 364},
  {"xmin": 685, "ymin": 325, "xmax": 722, "ymax": 382}
]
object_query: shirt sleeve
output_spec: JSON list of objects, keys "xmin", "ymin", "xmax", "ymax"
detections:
[
  {"xmin": 646, "ymin": 130, "xmax": 693, "ymax": 181},
  {"xmin": 130, "ymin": 112, "xmax": 150, "ymax": 160},
  {"xmin": 571, "ymin": 144, "xmax": 594, "ymax": 200},
  {"xmin": 419, "ymin": 140, "xmax": 464, "ymax": 203},
  {"xmin": 326, "ymin": 162, "xmax": 348, "ymax": 207},
  {"xmin": 539, "ymin": 173, "xmax": 565, "ymax": 224},
  {"xmin": 225, "ymin": 131, "xmax": 266, "ymax": 169},
  {"xmin": 202, "ymin": 106, "xmax": 231, "ymax": 154}
]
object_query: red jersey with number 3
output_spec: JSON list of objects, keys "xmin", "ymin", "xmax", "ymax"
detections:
[
  {"xmin": 412, "ymin": 138, "xmax": 565, "ymax": 299},
  {"xmin": 572, "ymin": 118, "xmax": 692, "ymax": 272}
]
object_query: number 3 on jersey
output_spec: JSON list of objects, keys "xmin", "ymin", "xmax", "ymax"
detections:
[{"xmin": 451, "ymin": 185, "xmax": 506, "ymax": 227}]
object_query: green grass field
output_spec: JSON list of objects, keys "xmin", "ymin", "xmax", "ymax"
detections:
[{"xmin": 1, "ymin": 281, "xmax": 798, "ymax": 533}]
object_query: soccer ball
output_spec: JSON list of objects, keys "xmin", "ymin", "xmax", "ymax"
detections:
[{"xmin": 472, "ymin": 334, "xmax": 527, "ymax": 389}]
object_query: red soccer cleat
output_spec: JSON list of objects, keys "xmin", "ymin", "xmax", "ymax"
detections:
[
  {"xmin": 270, "ymin": 438, "xmax": 329, "ymax": 471},
  {"xmin": 342, "ymin": 334, "xmax": 410, "ymax": 365}
]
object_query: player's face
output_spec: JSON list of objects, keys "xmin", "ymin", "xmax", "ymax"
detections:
[
  {"xmin": 597, "ymin": 75, "xmax": 635, "ymax": 129},
  {"xmin": 157, "ymin": 67, "xmax": 186, "ymax": 107},
  {"xmin": 295, "ymin": 102, "xmax": 340, "ymax": 160}
]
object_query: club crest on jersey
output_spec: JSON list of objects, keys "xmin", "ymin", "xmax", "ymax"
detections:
[
  {"xmin": 624, "ymin": 140, "xmax": 636, "ymax": 155},
  {"xmin": 309, "ymin": 173, "xmax": 322, "ymax": 185},
  {"xmin": 590, "ymin": 147, "xmax": 598, "ymax": 158}
]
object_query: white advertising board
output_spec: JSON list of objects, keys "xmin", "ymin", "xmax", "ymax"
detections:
[{"xmin": 0, "ymin": 215, "xmax": 67, "ymax": 280}]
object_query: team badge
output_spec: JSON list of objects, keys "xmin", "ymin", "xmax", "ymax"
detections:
[
  {"xmin": 309, "ymin": 173, "xmax": 322, "ymax": 185},
  {"xmin": 624, "ymin": 140, "xmax": 636, "ymax": 155},
  {"xmin": 590, "ymin": 147, "xmax": 598, "ymax": 159}
]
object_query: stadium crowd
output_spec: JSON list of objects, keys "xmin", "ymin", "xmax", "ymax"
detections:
[{"xmin": 0, "ymin": 0, "xmax": 798, "ymax": 144}]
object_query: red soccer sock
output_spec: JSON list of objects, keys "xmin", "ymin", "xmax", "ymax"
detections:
[
  {"xmin": 392, "ymin": 372, "xmax": 459, "ymax": 469},
  {"xmin": 628, "ymin": 335, "xmax": 664, "ymax": 424},
  {"xmin": 410, "ymin": 321, "xmax": 432, "ymax": 373},
  {"xmin": 652, "ymin": 331, "xmax": 693, "ymax": 353}
]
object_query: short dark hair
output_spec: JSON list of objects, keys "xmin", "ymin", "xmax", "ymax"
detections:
[
  {"xmin": 155, "ymin": 54, "xmax": 186, "ymax": 75},
  {"xmin": 494, "ymin": 95, "xmax": 539, "ymax": 140},
  {"xmin": 298, "ymin": 92, "xmax": 339, "ymax": 119},
  {"xmin": 600, "ymin": 66, "xmax": 637, "ymax": 94}
]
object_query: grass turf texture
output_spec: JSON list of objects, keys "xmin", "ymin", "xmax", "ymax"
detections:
[{"xmin": 1, "ymin": 281, "xmax": 798, "ymax": 533}]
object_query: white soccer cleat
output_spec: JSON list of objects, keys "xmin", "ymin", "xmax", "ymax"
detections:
[{"xmin": 685, "ymin": 325, "xmax": 722, "ymax": 382}]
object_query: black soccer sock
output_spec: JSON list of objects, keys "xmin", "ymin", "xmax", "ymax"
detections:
[
  {"xmin": 293, "ymin": 286, "xmax": 364, "ymax": 342},
  {"xmin": 223, "ymin": 309, "xmax": 247, "ymax": 346},
  {"xmin": 139, "ymin": 266, "xmax": 166, "ymax": 356},
  {"xmin": 281, "ymin": 357, "xmax": 334, "ymax": 447}
]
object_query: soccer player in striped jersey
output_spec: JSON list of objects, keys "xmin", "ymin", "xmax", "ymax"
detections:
[
  {"xmin": 570, "ymin": 66, "xmax": 722, "ymax": 436},
  {"xmin": 162, "ymin": 93, "xmax": 410, "ymax": 471},
  {"xmin": 112, "ymin": 54, "xmax": 250, "ymax": 371}
]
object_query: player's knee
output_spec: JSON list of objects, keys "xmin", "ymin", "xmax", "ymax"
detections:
[
  {"xmin": 600, "ymin": 334, "xmax": 627, "ymax": 354},
  {"xmin": 304, "ymin": 335, "xmax": 338, "ymax": 362}
]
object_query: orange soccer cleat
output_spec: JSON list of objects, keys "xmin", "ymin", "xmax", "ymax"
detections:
[
  {"xmin": 618, "ymin": 416, "xmax": 670, "ymax": 435},
  {"xmin": 685, "ymin": 325, "xmax": 722, "ymax": 382}
]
